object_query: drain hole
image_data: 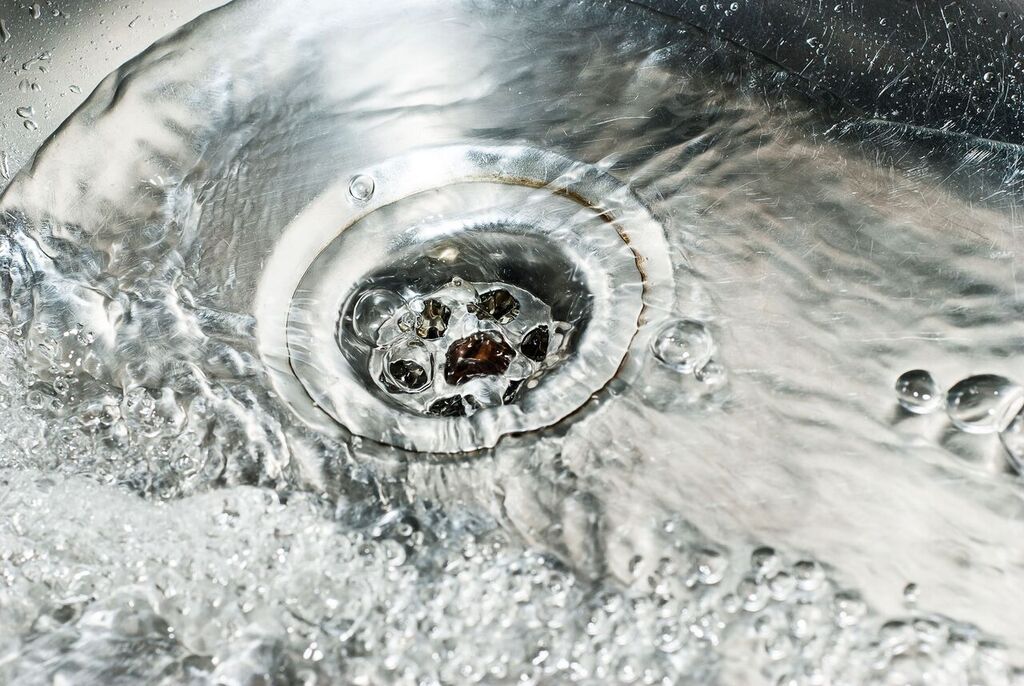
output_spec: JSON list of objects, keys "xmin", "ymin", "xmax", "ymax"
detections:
[
  {"xmin": 427, "ymin": 395, "xmax": 479, "ymax": 417},
  {"xmin": 521, "ymin": 326, "xmax": 550, "ymax": 363},
  {"xmin": 415, "ymin": 299, "xmax": 451, "ymax": 340},
  {"xmin": 472, "ymin": 289, "xmax": 520, "ymax": 324},
  {"xmin": 444, "ymin": 332, "xmax": 515, "ymax": 386}
]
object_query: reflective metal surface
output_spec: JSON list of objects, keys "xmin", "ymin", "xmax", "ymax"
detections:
[
  {"xmin": 2, "ymin": 1, "xmax": 1024, "ymax": 684},
  {"xmin": 641, "ymin": 0, "xmax": 1024, "ymax": 144},
  {"xmin": 0, "ymin": 0, "xmax": 227, "ymax": 191}
]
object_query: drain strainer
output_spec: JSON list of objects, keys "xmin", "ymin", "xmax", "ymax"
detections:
[{"xmin": 255, "ymin": 145, "xmax": 673, "ymax": 453}]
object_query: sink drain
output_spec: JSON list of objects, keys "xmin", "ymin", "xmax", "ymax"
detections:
[
  {"xmin": 255, "ymin": 145, "xmax": 673, "ymax": 453},
  {"xmin": 359, "ymin": 277, "xmax": 572, "ymax": 417}
]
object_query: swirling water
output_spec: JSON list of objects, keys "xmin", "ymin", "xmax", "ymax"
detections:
[{"xmin": 2, "ymin": 0, "xmax": 1024, "ymax": 684}]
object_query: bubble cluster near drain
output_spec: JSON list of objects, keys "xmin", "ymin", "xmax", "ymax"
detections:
[{"xmin": 347, "ymin": 278, "xmax": 571, "ymax": 418}]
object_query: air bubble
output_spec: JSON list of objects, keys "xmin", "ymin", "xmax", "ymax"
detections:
[
  {"xmin": 737, "ymin": 576, "xmax": 770, "ymax": 612},
  {"xmin": 833, "ymin": 592, "xmax": 867, "ymax": 627},
  {"xmin": 348, "ymin": 288, "xmax": 405, "ymax": 345},
  {"xmin": 382, "ymin": 342, "xmax": 433, "ymax": 393},
  {"xmin": 768, "ymin": 571, "xmax": 796, "ymax": 601},
  {"xmin": 693, "ymin": 548, "xmax": 728, "ymax": 585},
  {"xmin": 348, "ymin": 174, "xmax": 376, "ymax": 202},
  {"xmin": 903, "ymin": 582, "xmax": 919, "ymax": 605},
  {"xmin": 651, "ymin": 319, "xmax": 713, "ymax": 374},
  {"xmin": 751, "ymin": 546, "xmax": 780, "ymax": 578},
  {"xmin": 894, "ymin": 369, "xmax": 941, "ymax": 414},
  {"xmin": 695, "ymin": 359, "xmax": 726, "ymax": 390},
  {"xmin": 793, "ymin": 559, "xmax": 825, "ymax": 591},
  {"xmin": 946, "ymin": 374, "xmax": 1024, "ymax": 434}
]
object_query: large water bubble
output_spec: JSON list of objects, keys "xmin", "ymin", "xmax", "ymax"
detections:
[
  {"xmin": 894, "ymin": 369, "xmax": 942, "ymax": 414},
  {"xmin": 651, "ymin": 319, "xmax": 714, "ymax": 374},
  {"xmin": 945, "ymin": 374, "xmax": 1024, "ymax": 434}
]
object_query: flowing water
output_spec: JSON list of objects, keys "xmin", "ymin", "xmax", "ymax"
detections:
[{"xmin": 2, "ymin": 0, "xmax": 1024, "ymax": 683}]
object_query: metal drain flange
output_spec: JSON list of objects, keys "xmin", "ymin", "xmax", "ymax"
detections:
[{"xmin": 254, "ymin": 145, "xmax": 673, "ymax": 453}]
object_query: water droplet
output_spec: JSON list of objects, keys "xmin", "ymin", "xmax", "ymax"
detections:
[
  {"xmin": 0, "ymin": 19, "xmax": 10, "ymax": 43},
  {"xmin": 22, "ymin": 52, "xmax": 50, "ymax": 70},
  {"xmin": 983, "ymin": 71, "xmax": 996, "ymax": 83},
  {"xmin": 15, "ymin": 106, "xmax": 34, "ymax": 118},
  {"xmin": 348, "ymin": 288, "xmax": 405, "ymax": 345},
  {"xmin": 894, "ymin": 369, "xmax": 941, "ymax": 414},
  {"xmin": 69, "ymin": 84, "xmax": 81, "ymax": 94},
  {"xmin": 23, "ymin": 120, "xmax": 38, "ymax": 131},
  {"xmin": 946, "ymin": 374, "xmax": 1024, "ymax": 434},
  {"xmin": 651, "ymin": 319, "xmax": 713, "ymax": 374},
  {"xmin": 348, "ymin": 174, "xmax": 375, "ymax": 202}
]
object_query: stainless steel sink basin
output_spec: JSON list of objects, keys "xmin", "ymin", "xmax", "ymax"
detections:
[{"xmin": 2, "ymin": 1, "xmax": 1024, "ymax": 684}]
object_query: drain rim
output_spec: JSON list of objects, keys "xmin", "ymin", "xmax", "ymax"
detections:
[{"xmin": 254, "ymin": 145, "xmax": 674, "ymax": 453}]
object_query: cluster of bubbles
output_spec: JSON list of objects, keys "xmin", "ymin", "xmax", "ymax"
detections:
[
  {"xmin": 894, "ymin": 369, "xmax": 1024, "ymax": 474},
  {"xmin": 2, "ymin": 470, "xmax": 1019, "ymax": 685},
  {"xmin": 0, "ymin": 324, "xmax": 293, "ymax": 499},
  {"xmin": 3, "ymin": 319, "xmax": 1018, "ymax": 683}
]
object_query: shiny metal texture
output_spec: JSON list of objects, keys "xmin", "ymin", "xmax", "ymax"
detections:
[{"xmin": 2, "ymin": 1, "xmax": 1024, "ymax": 683}]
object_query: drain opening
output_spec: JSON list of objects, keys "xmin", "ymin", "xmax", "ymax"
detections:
[{"xmin": 345, "ymin": 277, "xmax": 572, "ymax": 418}]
